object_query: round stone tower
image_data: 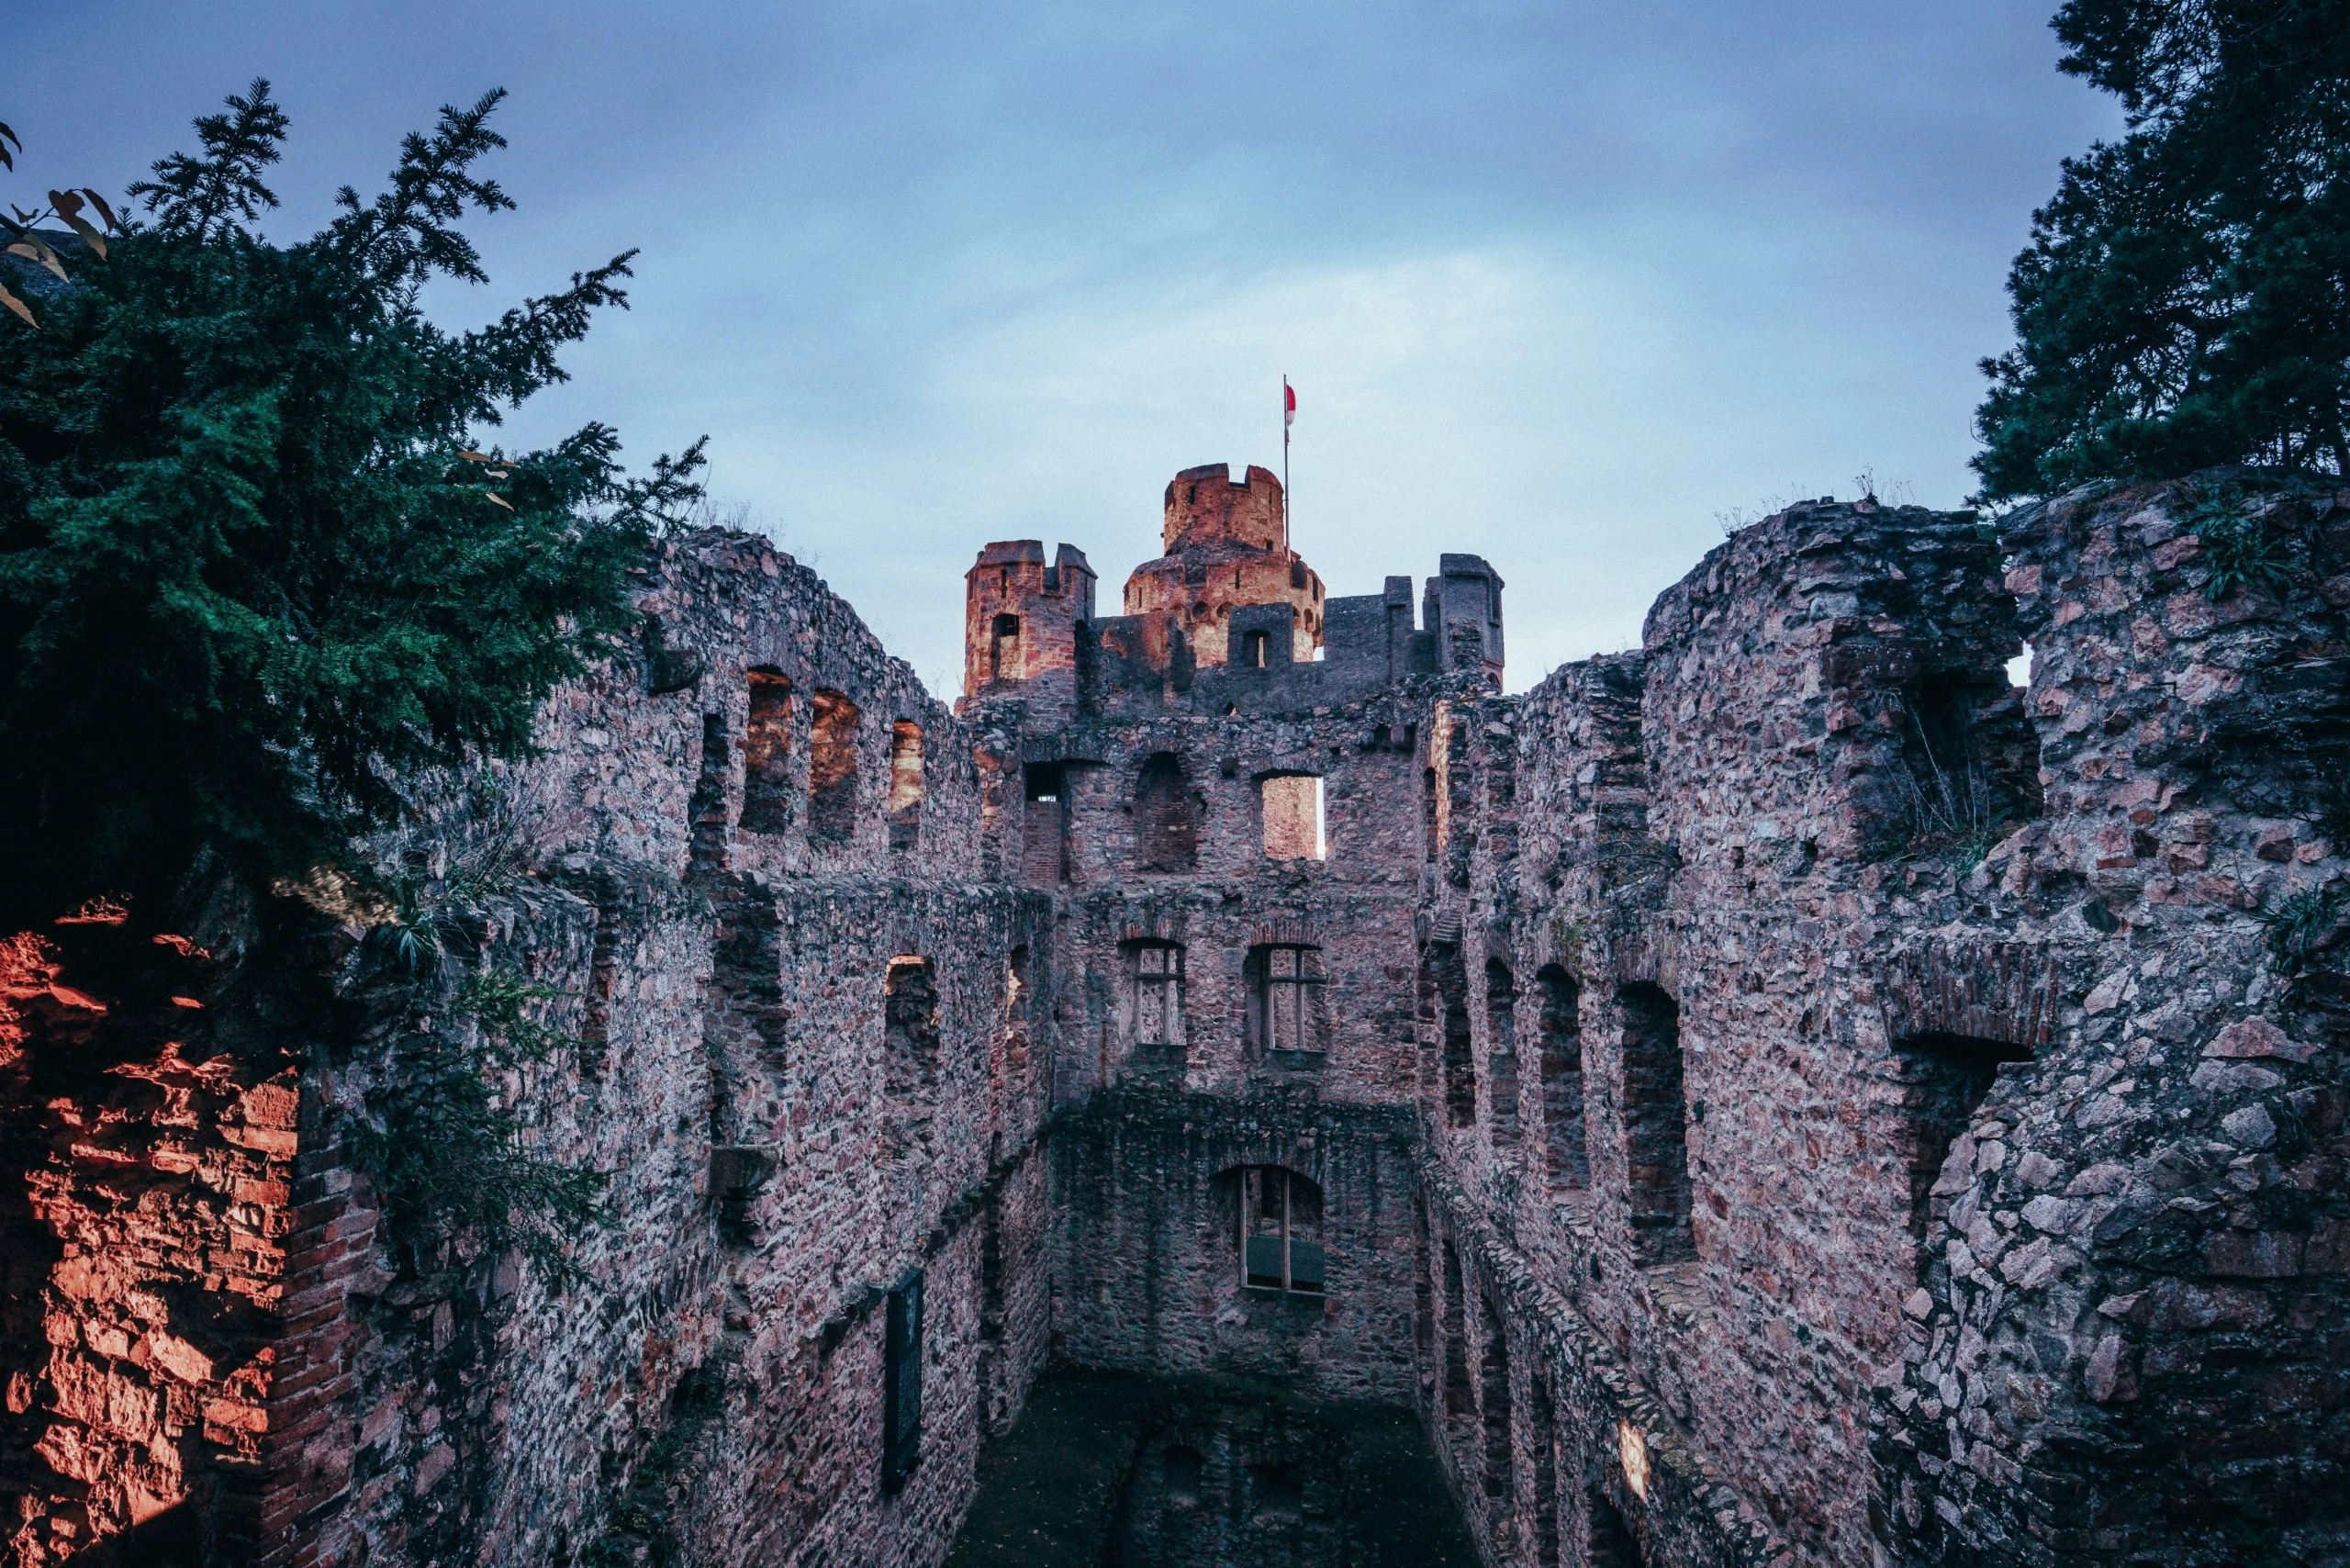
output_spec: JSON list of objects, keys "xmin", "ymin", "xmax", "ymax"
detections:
[{"xmin": 1122, "ymin": 463, "xmax": 1325, "ymax": 667}]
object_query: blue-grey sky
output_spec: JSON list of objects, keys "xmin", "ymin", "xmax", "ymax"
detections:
[{"xmin": 9, "ymin": 2, "xmax": 2116, "ymax": 695}]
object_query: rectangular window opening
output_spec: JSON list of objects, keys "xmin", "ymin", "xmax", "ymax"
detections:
[
  {"xmin": 1260, "ymin": 773, "xmax": 1326, "ymax": 860},
  {"xmin": 1127, "ymin": 941, "xmax": 1185, "ymax": 1048},
  {"xmin": 1248, "ymin": 943, "xmax": 1327, "ymax": 1058},
  {"xmin": 1240, "ymin": 1167, "xmax": 1325, "ymax": 1295}
]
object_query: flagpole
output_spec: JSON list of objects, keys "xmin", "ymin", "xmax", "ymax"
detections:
[{"xmin": 1281, "ymin": 374, "xmax": 1291, "ymax": 535}]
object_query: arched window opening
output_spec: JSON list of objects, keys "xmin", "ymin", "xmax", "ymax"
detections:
[
  {"xmin": 1239, "ymin": 1167, "xmax": 1324, "ymax": 1294},
  {"xmin": 990, "ymin": 612, "xmax": 1021, "ymax": 680},
  {"xmin": 1538, "ymin": 966, "xmax": 1588, "ymax": 1193},
  {"xmin": 1134, "ymin": 752, "xmax": 1199, "ymax": 873},
  {"xmin": 1480, "ymin": 1291, "xmax": 1514, "ymax": 1502},
  {"xmin": 1618, "ymin": 982, "xmax": 1693, "ymax": 1266},
  {"xmin": 809, "ymin": 689, "xmax": 861, "ymax": 844},
  {"xmin": 1248, "ymin": 943, "xmax": 1327, "ymax": 1059},
  {"xmin": 1260, "ymin": 773, "xmax": 1326, "ymax": 860},
  {"xmin": 1486, "ymin": 958, "xmax": 1520, "ymax": 1148},
  {"xmin": 888, "ymin": 721, "xmax": 923, "ymax": 851},
  {"xmin": 1430, "ymin": 943, "xmax": 1475, "ymax": 1128},
  {"xmin": 740, "ymin": 668, "xmax": 795, "ymax": 835},
  {"xmin": 1894, "ymin": 1032, "xmax": 2031, "ymax": 1266},
  {"xmin": 1125, "ymin": 940, "xmax": 1185, "ymax": 1049}
]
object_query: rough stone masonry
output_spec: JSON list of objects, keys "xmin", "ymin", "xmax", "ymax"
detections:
[{"xmin": 1, "ymin": 461, "xmax": 2344, "ymax": 1568}]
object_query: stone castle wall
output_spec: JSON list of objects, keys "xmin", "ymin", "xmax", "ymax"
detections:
[{"xmin": 3, "ymin": 471, "xmax": 2344, "ymax": 1568}]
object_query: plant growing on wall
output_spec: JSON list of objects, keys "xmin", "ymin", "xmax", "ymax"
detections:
[
  {"xmin": 352, "ymin": 961, "xmax": 606, "ymax": 1282},
  {"xmin": 1974, "ymin": 0, "xmax": 2350, "ymax": 498},
  {"xmin": 0, "ymin": 82, "xmax": 704, "ymax": 928}
]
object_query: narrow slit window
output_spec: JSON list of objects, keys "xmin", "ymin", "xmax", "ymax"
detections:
[
  {"xmin": 882, "ymin": 1267, "xmax": 924, "ymax": 1491},
  {"xmin": 1240, "ymin": 1167, "xmax": 1325, "ymax": 1294}
]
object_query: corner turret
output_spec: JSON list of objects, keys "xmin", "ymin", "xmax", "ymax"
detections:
[{"xmin": 962, "ymin": 540, "xmax": 1095, "ymax": 703}]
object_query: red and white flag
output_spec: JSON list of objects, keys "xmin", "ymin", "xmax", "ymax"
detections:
[{"xmin": 1284, "ymin": 380, "xmax": 1296, "ymax": 428}]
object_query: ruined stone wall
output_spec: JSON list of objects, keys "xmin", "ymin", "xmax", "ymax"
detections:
[
  {"xmin": 0, "ymin": 529, "xmax": 1065, "ymax": 1568},
  {"xmin": 1413, "ymin": 487, "xmax": 2346, "ymax": 1568},
  {"xmin": 1050, "ymin": 1092, "xmax": 1421, "ymax": 1403}
]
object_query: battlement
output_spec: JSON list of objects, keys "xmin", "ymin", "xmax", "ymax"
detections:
[
  {"xmin": 1162, "ymin": 461, "xmax": 1287, "ymax": 554},
  {"xmin": 962, "ymin": 539, "xmax": 1096, "ymax": 705}
]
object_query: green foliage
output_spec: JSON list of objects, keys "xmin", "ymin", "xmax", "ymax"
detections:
[
  {"xmin": 1974, "ymin": 1, "xmax": 2350, "ymax": 498},
  {"xmin": 351, "ymin": 960, "xmax": 605, "ymax": 1282},
  {"xmin": 2184, "ymin": 485, "xmax": 2297, "ymax": 599},
  {"xmin": 453, "ymin": 965, "xmax": 573, "ymax": 1064},
  {"xmin": 2263, "ymin": 885, "xmax": 2344, "ymax": 974},
  {"xmin": 0, "ymin": 80, "xmax": 704, "ymax": 924}
]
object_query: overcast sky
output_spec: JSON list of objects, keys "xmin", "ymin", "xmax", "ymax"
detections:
[{"xmin": 9, "ymin": 2, "xmax": 2116, "ymax": 695}]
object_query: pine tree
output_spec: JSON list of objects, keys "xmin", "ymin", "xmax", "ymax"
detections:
[
  {"xmin": 1975, "ymin": 1, "xmax": 2350, "ymax": 498},
  {"xmin": 0, "ymin": 83, "xmax": 704, "ymax": 924}
]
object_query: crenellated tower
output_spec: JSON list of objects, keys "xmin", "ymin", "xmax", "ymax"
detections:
[
  {"xmin": 1121, "ymin": 463, "xmax": 1325, "ymax": 667},
  {"xmin": 961, "ymin": 539, "xmax": 1095, "ymax": 702}
]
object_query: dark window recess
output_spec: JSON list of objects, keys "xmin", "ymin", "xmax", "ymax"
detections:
[
  {"xmin": 1538, "ymin": 966, "xmax": 1589, "ymax": 1193},
  {"xmin": 1894, "ymin": 1032, "xmax": 2031, "ymax": 1260},
  {"xmin": 1248, "ymin": 943, "xmax": 1327, "ymax": 1058},
  {"xmin": 884, "ymin": 958, "xmax": 941, "ymax": 1148},
  {"xmin": 740, "ymin": 668, "xmax": 795, "ymax": 835},
  {"xmin": 1590, "ymin": 1489, "xmax": 1641, "ymax": 1567},
  {"xmin": 1163, "ymin": 1445, "xmax": 1203, "ymax": 1507},
  {"xmin": 1133, "ymin": 752, "xmax": 1199, "ymax": 872},
  {"xmin": 1530, "ymin": 1374, "xmax": 1561, "ymax": 1568},
  {"xmin": 1481, "ymin": 1291, "xmax": 1514, "ymax": 1501},
  {"xmin": 1127, "ymin": 941, "xmax": 1184, "ymax": 1047},
  {"xmin": 709, "ymin": 1146, "xmax": 775, "ymax": 1245},
  {"xmin": 1619, "ymin": 982, "xmax": 1694, "ymax": 1266},
  {"xmin": 882, "ymin": 1267, "xmax": 924, "ymax": 1491},
  {"xmin": 978, "ymin": 1200, "xmax": 1007, "ymax": 1429},
  {"xmin": 1422, "ymin": 767, "xmax": 1440, "ymax": 859},
  {"xmin": 990, "ymin": 612, "xmax": 1021, "ymax": 680},
  {"xmin": 809, "ymin": 689, "xmax": 861, "ymax": 844},
  {"xmin": 1241, "ymin": 1166, "xmax": 1325, "ymax": 1294},
  {"xmin": 1024, "ymin": 762, "xmax": 1068, "ymax": 883},
  {"xmin": 1241, "ymin": 630, "xmax": 1269, "ymax": 668},
  {"xmin": 1431, "ymin": 943, "xmax": 1476, "ymax": 1128},
  {"xmin": 888, "ymin": 721, "xmax": 923, "ymax": 852},
  {"xmin": 1441, "ymin": 1239, "xmax": 1472, "ymax": 1420},
  {"xmin": 1487, "ymin": 959, "xmax": 1520, "ymax": 1147},
  {"xmin": 1248, "ymin": 1462, "xmax": 1304, "ymax": 1523},
  {"xmin": 689, "ymin": 711, "xmax": 734, "ymax": 872},
  {"xmin": 1898, "ymin": 666, "xmax": 2043, "ymax": 846}
]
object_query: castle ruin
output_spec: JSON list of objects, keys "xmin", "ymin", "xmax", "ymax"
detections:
[{"xmin": 2, "ymin": 462, "xmax": 2344, "ymax": 1568}]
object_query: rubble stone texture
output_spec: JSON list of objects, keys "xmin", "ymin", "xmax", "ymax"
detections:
[{"xmin": 1, "ymin": 467, "xmax": 2343, "ymax": 1568}]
